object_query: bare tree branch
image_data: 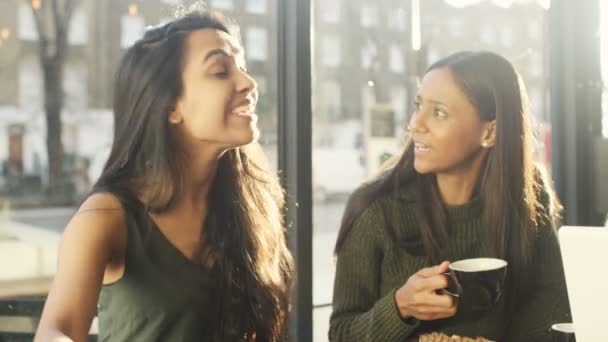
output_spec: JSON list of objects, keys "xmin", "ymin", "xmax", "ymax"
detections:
[
  {"xmin": 64, "ymin": 0, "xmax": 76, "ymax": 25},
  {"xmin": 28, "ymin": 0, "xmax": 47, "ymax": 44},
  {"xmin": 51, "ymin": 0, "xmax": 61, "ymax": 30}
]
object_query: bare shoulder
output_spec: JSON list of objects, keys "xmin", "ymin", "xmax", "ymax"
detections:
[
  {"xmin": 35, "ymin": 193, "xmax": 129, "ymax": 340},
  {"xmin": 63, "ymin": 192, "xmax": 128, "ymax": 254},
  {"xmin": 76, "ymin": 192, "xmax": 125, "ymax": 226}
]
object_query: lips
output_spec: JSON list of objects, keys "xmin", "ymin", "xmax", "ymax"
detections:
[
  {"xmin": 231, "ymin": 98, "xmax": 256, "ymax": 117},
  {"xmin": 232, "ymin": 106, "xmax": 255, "ymax": 116},
  {"xmin": 413, "ymin": 141, "xmax": 431, "ymax": 154}
]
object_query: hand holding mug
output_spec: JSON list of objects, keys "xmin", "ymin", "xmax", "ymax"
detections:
[
  {"xmin": 441, "ymin": 258, "xmax": 507, "ymax": 315},
  {"xmin": 394, "ymin": 261, "xmax": 458, "ymax": 321}
]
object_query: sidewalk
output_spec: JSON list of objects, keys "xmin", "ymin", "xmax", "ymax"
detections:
[{"xmin": 0, "ymin": 220, "xmax": 60, "ymax": 298}]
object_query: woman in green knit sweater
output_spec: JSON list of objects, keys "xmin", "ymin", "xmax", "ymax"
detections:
[{"xmin": 330, "ymin": 51, "xmax": 571, "ymax": 341}]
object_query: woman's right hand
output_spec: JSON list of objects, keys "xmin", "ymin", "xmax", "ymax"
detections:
[{"xmin": 394, "ymin": 261, "xmax": 458, "ymax": 321}]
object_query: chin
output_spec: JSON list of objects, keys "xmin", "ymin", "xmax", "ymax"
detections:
[
  {"xmin": 413, "ymin": 161, "xmax": 434, "ymax": 175},
  {"xmin": 233, "ymin": 128, "xmax": 259, "ymax": 147}
]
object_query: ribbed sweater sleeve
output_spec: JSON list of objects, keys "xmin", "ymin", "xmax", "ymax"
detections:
[{"xmin": 329, "ymin": 203, "xmax": 419, "ymax": 341}]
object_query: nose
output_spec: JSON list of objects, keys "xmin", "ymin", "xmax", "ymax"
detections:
[
  {"xmin": 408, "ymin": 110, "xmax": 428, "ymax": 134},
  {"xmin": 237, "ymin": 68, "xmax": 257, "ymax": 97}
]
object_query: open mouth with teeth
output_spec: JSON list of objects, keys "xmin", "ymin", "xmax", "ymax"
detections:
[
  {"xmin": 414, "ymin": 142, "xmax": 431, "ymax": 152},
  {"xmin": 231, "ymin": 105, "xmax": 256, "ymax": 117},
  {"xmin": 233, "ymin": 110, "xmax": 254, "ymax": 116}
]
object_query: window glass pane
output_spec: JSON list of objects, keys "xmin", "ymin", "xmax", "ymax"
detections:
[
  {"xmin": 387, "ymin": 7, "xmax": 407, "ymax": 32},
  {"xmin": 312, "ymin": 1, "xmax": 553, "ymax": 340},
  {"xmin": 211, "ymin": 0, "xmax": 233, "ymax": 11},
  {"xmin": 360, "ymin": 42, "xmax": 376, "ymax": 69},
  {"xmin": 360, "ymin": 3, "xmax": 378, "ymax": 27},
  {"xmin": 18, "ymin": 3, "xmax": 37, "ymax": 41},
  {"xmin": 319, "ymin": 1, "xmax": 340, "ymax": 23},
  {"xmin": 68, "ymin": 6, "xmax": 87, "ymax": 45},
  {"xmin": 0, "ymin": 0, "xmax": 279, "ymax": 317},
  {"xmin": 246, "ymin": 0, "xmax": 267, "ymax": 14},
  {"xmin": 389, "ymin": 45, "xmax": 404, "ymax": 72},
  {"xmin": 321, "ymin": 36, "xmax": 340, "ymax": 67},
  {"xmin": 121, "ymin": 14, "xmax": 145, "ymax": 49},
  {"xmin": 601, "ymin": 0, "xmax": 608, "ymax": 137},
  {"xmin": 246, "ymin": 27, "xmax": 268, "ymax": 61}
]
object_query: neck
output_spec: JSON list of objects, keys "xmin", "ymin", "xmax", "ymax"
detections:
[
  {"xmin": 180, "ymin": 147, "xmax": 225, "ymax": 206},
  {"xmin": 435, "ymin": 153, "xmax": 487, "ymax": 206}
]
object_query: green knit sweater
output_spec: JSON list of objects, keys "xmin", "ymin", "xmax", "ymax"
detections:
[{"xmin": 329, "ymin": 184, "xmax": 571, "ymax": 342}]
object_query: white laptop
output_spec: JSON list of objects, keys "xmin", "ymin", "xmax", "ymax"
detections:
[{"xmin": 558, "ymin": 226, "xmax": 608, "ymax": 342}]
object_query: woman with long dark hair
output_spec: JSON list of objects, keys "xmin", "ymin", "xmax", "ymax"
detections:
[
  {"xmin": 329, "ymin": 51, "xmax": 570, "ymax": 341},
  {"xmin": 35, "ymin": 8, "xmax": 293, "ymax": 342}
]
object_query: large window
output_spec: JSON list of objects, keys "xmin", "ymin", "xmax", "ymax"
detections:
[
  {"xmin": 311, "ymin": 1, "xmax": 553, "ymax": 340},
  {"xmin": 0, "ymin": 0, "xmax": 279, "ymax": 330},
  {"xmin": 601, "ymin": 0, "xmax": 608, "ymax": 137},
  {"xmin": 2, "ymin": 0, "xmax": 605, "ymax": 341}
]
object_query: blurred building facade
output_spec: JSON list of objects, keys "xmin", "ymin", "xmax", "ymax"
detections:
[{"xmin": 0, "ymin": 0, "xmax": 552, "ymax": 197}]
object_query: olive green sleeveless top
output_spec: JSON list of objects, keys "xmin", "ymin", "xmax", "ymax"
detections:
[{"xmin": 97, "ymin": 196, "xmax": 211, "ymax": 342}]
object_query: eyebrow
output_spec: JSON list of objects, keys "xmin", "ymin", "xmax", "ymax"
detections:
[
  {"xmin": 416, "ymin": 95, "xmax": 449, "ymax": 109},
  {"xmin": 203, "ymin": 48, "xmax": 231, "ymax": 62},
  {"xmin": 203, "ymin": 46, "xmax": 243, "ymax": 63}
]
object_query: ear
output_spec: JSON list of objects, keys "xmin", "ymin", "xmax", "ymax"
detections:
[
  {"xmin": 480, "ymin": 120, "xmax": 496, "ymax": 148},
  {"xmin": 168, "ymin": 104, "xmax": 183, "ymax": 125}
]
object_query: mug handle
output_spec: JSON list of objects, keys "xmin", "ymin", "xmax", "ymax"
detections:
[{"xmin": 441, "ymin": 272, "xmax": 460, "ymax": 297}]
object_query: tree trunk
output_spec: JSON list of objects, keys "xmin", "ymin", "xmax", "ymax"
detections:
[
  {"xmin": 42, "ymin": 57, "xmax": 67, "ymax": 204},
  {"xmin": 31, "ymin": 0, "xmax": 75, "ymax": 205}
]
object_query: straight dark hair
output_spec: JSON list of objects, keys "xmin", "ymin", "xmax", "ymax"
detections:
[
  {"xmin": 92, "ymin": 9, "xmax": 293, "ymax": 341},
  {"xmin": 335, "ymin": 51, "xmax": 560, "ymax": 311}
]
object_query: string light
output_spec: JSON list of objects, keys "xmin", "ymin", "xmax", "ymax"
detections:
[
  {"xmin": 411, "ymin": 0, "xmax": 421, "ymax": 51},
  {"xmin": 128, "ymin": 3, "xmax": 139, "ymax": 16},
  {"xmin": 0, "ymin": 28, "xmax": 10, "ymax": 41}
]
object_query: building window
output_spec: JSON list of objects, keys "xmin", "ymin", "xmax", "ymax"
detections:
[
  {"xmin": 360, "ymin": 3, "xmax": 378, "ymax": 28},
  {"xmin": 480, "ymin": 23, "xmax": 496, "ymax": 45},
  {"xmin": 361, "ymin": 42, "xmax": 376, "ymax": 69},
  {"xmin": 528, "ymin": 20, "xmax": 542, "ymax": 41},
  {"xmin": 319, "ymin": 1, "xmax": 340, "ymax": 23},
  {"xmin": 427, "ymin": 47, "xmax": 441, "ymax": 65},
  {"xmin": 212, "ymin": 0, "xmax": 233, "ymax": 10},
  {"xmin": 527, "ymin": 86, "xmax": 542, "ymax": 118},
  {"xmin": 387, "ymin": 8, "xmax": 407, "ymax": 32},
  {"xmin": 320, "ymin": 81, "xmax": 342, "ymax": 120},
  {"xmin": 447, "ymin": 18, "xmax": 464, "ymax": 37},
  {"xmin": 246, "ymin": 0, "xmax": 267, "ymax": 14},
  {"xmin": 389, "ymin": 45, "xmax": 404, "ymax": 73},
  {"xmin": 254, "ymin": 75, "xmax": 267, "ymax": 94},
  {"xmin": 246, "ymin": 27, "xmax": 267, "ymax": 61},
  {"xmin": 121, "ymin": 14, "xmax": 145, "ymax": 49},
  {"xmin": 529, "ymin": 53, "xmax": 543, "ymax": 78},
  {"xmin": 500, "ymin": 27, "xmax": 514, "ymax": 47},
  {"xmin": 601, "ymin": 0, "xmax": 608, "ymax": 137},
  {"xmin": 18, "ymin": 3, "xmax": 38, "ymax": 41},
  {"xmin": 19, "ymin": 56, "xmax": 42, "ymax": 112},
  {"xmin": 63, "ymin": 61, "xmax": 88, "ymax": 112},
  {"xmin": 68, "ymin": 7, "xmax": 88, "ymax": 45},
  {"xmin": 391, "ymin": 87, "xmax": 408, "ymax": 126},
  {"xmin": 321, "ymin": 36, "xmax": 341, "ymax": 67}
]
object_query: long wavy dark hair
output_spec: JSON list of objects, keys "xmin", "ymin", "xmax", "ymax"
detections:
[
  {"xmin": 335, "ymin": 51, "xmax": 560, "ymax": 311},
  {"xmin": 92, "ymin": 9, "xmax": 293, "ymax": 341}
]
